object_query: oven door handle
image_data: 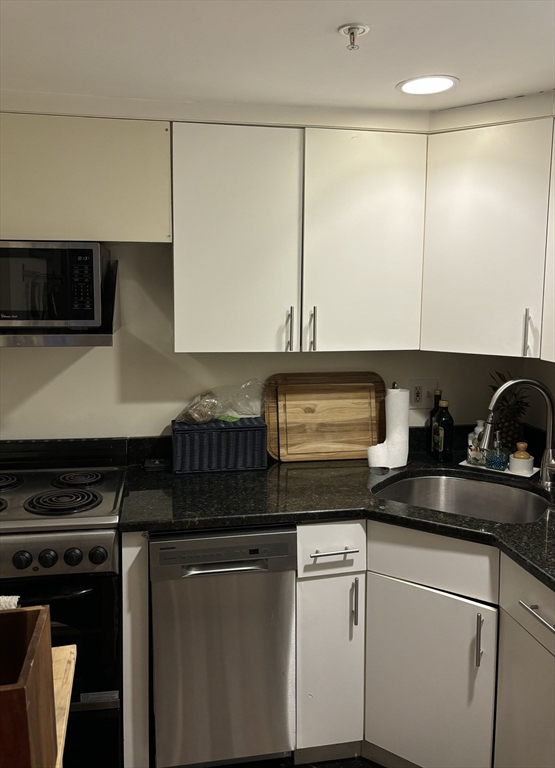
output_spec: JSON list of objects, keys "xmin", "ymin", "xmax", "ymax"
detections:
[{"xmin": 19, "ymin": 588, "xmax": 93, "ymax": 606}]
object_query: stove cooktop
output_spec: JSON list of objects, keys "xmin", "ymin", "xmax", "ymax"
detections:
[{"xmin": 0, "ymin": 467, "xmax": 125, "ymax": 532}]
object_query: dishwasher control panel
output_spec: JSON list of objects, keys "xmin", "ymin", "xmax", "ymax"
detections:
[
  {"xmin": 157, "ymin": 542, "xmax": 290, "ymax": 566},
  {"xmin": 150, "ymin": 529, "xmax": 297, "ymax": 581}
]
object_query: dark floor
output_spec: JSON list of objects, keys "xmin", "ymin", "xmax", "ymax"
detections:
[{"xmin": 241, "ymin": 758, "xmax": 381, "ymax": 768}]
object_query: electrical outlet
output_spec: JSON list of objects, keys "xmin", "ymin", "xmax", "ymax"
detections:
[{"xmin": 409, "ymin": 379, "xmax": 438, "ymax": 410}]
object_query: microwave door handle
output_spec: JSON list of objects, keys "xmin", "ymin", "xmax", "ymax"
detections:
[
  {"xmin": 19, "ymin": 588, "xmax": 94, "ymax": 606},
  {"xmin": 50, "ymin": 284, "xmax": 57, "ymax": 318},
  {"xmin": 30, "ymin": 275, "xmax": 40, "ymax": 315}
]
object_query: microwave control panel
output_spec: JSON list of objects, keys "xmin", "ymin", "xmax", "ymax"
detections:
[{"xmin": 69, "ymin": 250, "xmax": 96, "ymax": 319}]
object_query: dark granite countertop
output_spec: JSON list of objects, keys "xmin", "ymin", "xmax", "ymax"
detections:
[{"xmin": 120, "ymin": 452, "xmax": 555, "ymax": 591}]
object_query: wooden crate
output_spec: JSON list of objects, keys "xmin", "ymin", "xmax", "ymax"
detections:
[{"xmin": 0, "ymin": 606, "xmax": 57, "ymax": 768}]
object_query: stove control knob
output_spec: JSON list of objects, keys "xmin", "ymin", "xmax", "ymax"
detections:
[
  {"xmin": 13, "ymin": 550, "xmax": 32, "ymax": 570},
  {"xmin": 89, "ymin": 547, "xmax": 108, "ymax": 565},
  {"xmin": 64, "ymin": 548, "xmax": 83, "ymax": 567},
  {"xmin": 38, "ymin": 549, "xmax": 58, "ymax": 568}
]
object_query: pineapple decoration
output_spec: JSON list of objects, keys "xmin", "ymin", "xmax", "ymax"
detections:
[{"xmin": 488, "ymin": 371, "xmax": 531, "ymax": 451}]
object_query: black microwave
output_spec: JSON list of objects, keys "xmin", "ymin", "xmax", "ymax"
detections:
[{"xmin": 0, "ymin": 242, "xmax": 108, "ymax": 328}]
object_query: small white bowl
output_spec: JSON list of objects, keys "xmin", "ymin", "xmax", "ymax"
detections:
[{"xmin": 509, "ymin": 454, "xmax": 534, "ymax": 474}]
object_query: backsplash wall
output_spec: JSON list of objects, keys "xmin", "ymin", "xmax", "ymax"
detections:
[{"xmin": 0, "ymin": 243, "xmax": 552, "ymax": 440}]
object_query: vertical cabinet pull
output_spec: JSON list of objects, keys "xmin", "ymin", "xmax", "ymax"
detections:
[
  {"xmin": 475, "ymin": 613, "xmax": 484, "ymax": 667},
  {"xmin": 352, "ymin": 577, "xmax": 359, "ymax": 627},
  {"xmin": 523, "ymin": 308, "xmax": 531, "ymax": 357},
  {"xmin": 286, "ymin": 306, "xmax": 294, "ymax": 351},
  {"xmin": 310, "ymin": 306, "xmax": 318, "ymax": 351}
]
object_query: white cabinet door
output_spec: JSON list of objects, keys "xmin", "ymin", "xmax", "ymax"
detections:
[
  {"xmin": 303, "ymin": 129, "xmax": 426, "ymax": 351},
  {"xmin": 541, "ymin": 120, "xmax": 555, "ymax": 363},
  {"xmin": 366, "ymin": 571, "xmax": 497, "ymax": 768},
  {"xmin": 122, "ymin": 532, "xmax": 150, "ymax": 768},
  {"xmin": 173, "ymin": 123, "xmax": 303, "ymax": 352},
  {"xmin": 0, "ymin": 113, "xmax": 172, "ymax": 242},
  {"xmin": 494, "ymin": 609, "xmax": 555, "ymax": 768},
  {"xmin": 297, "ymin": 573, "xmax": 365, "ymax": 749},
  {"xmin": 421, "ymin": 118, "xmax": 553, "ymax": 357}
]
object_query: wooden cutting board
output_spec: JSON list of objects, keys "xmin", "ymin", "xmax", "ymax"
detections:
[{"xmin": 264, "ymin": 372, "xmax": 386, "ymax": 461}]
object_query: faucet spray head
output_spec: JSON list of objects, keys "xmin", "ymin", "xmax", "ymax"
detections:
[{"xmin": 479, "ymin": 413, "xmax": 495, "ymax": 451}]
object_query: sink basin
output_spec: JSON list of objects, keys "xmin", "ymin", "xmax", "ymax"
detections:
[{"xmin": 374, "ymin": 475, "xmax": 549, "ymax": 524}]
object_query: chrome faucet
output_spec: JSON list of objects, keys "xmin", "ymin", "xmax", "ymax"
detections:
[{"xmin": 479, "ymin": 378, "xmax": 555, "ymax": 491}]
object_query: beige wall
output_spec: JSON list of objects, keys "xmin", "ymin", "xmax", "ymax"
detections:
[{"xmin": 0, "ymin": 243, "xmax": 552, "ymax": 440}]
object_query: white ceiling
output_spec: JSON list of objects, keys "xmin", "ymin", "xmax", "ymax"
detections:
[{"xmin": 1, "ymin": 0, "xmax": 554, "ymax": 113}]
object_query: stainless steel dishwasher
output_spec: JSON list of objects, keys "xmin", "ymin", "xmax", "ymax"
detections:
[{"xmin": 150, "ymin": 528, "xmax": 297, "ymax": 768}]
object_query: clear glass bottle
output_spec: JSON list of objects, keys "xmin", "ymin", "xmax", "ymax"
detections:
[
  {"xmin": 467, "ymin": 419, "xmax": 486, "ymax": 465},
  {"xmin": 432, "ymin": 400, "xmax": 454, "ymax": 462}
]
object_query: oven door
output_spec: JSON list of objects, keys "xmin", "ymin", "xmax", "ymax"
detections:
[
  {"xmin": 1, "ymin": 572, "xmax": 122, "ymax": 768},
  {"xmin": 0, "ymin": 242, "xmax": 102, "ymax": 328}
]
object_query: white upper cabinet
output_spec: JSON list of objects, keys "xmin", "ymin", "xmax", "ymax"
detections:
[
  {"xmin": 172, "ymin": 122, "xmax": 303, "ymax": 353},
  {"xmin": 421, "ymin": 118, "xmax": 553, "ymax": 357},
  {"xmin": 303, "ymin": 129, "xmax": 427, "ymax": 352},
  {"xmin": 0, "ymin": 113, "xmax": 172, "ymax": 242},
  {"xmin": 541, "ymin": 120, "xmax": 555, "ymax": 363}
]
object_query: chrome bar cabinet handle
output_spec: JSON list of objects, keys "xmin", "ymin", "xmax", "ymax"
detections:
[
  {"xmin": 523, "ymin": 308, "xmax": 531, "ymax": 357},
  {"xmin": 475, "ymin": 613, "xmax": 484, "ymax": 667},
  {"xmin": 286, "ymin": 306, "xmax": 294, "ymax": 351},
  {"xmin": 310, "ymin": 306, "xmax": 317, "ymax": 351},
  {"xmin": 352, "ymin": 577, "xmax": 359, "ymax": 626},
  {"xmin": 310, "ymin": 548, "xmax": 360, "ymax": 558},
  {"xmin": 519, "ymin": 601, "xmax": 555, "ymax": 634}
]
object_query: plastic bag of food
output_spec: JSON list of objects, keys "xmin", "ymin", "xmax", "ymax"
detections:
[{"xmin": 177, "ymin": 379, "xmax": 264, "ymax": 424}]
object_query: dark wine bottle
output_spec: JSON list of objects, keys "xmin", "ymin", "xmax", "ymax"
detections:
[
  {"xmin": 428, "ymin": 389, "xmax": 442, "ymax": 454},
  {"xmin": 432, "ymin": 399, "xmax": 454, "ymax": 462}
]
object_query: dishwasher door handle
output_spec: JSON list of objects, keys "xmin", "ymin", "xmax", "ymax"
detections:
[{"xmin": 181, "ymin": 560, "xmax": 269, "ymax": 577}]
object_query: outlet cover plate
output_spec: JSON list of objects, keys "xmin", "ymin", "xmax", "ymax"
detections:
[{"xmin": 409, "ymin": 379, "xmax": 438, "ymax": 410}]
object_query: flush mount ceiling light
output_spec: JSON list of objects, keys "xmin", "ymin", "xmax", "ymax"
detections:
[
  {"xmin": 338, "ymin": 24, "xmax": 370, "ymax": 51},
  {"xmin": 396, "ymin": 75, "xmax": 460, "ymax": 95}
]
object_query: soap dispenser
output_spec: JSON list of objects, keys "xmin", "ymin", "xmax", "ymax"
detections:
[{"xmin": 485, "ymin": 431, "xmax": 509, "ymax": 471}]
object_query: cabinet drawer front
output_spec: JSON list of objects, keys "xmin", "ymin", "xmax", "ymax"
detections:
[
  {"xmin": 297, "ymin": 521, "xmax": 366, "ymax": 578},
  {"xmin": 500, "ymin": 554, "xmax": 555, "ymax": 655},
  {"xmin": 367, "ymin": 521, "xmax": 499, "ymax": 603}
]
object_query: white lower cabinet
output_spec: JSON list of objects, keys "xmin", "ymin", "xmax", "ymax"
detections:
[
  {"xmin": 296, "ymin": 572, "xmax": 366, "ymax": 749},
  {"xmin": 365, "ymin": 571, "xmax": 497, "ymax": 768},
  {"xmin": 494, "ymin": 609, "xmax": 555, "ymax": 768},
  {"xmin": 495, "ymin": 554, "xmax": 555, "ymax": 768}
]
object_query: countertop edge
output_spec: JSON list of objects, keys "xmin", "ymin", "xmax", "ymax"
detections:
[{"xmin": 119, "ymin": 506, "xmax": 554, "ymax": 592}]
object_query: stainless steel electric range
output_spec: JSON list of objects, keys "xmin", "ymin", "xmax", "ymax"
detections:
[{"xmin": 0, "ymin": 442, "xmax": 126, "ymax": 768}]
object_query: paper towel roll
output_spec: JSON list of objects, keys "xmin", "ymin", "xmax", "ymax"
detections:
[
  {"xmin": 367, "ymin": 442, "xmax": 389, "ymax": 467},
  {"xmin": 385, "ymin": 388, "xmax": 410, "ymax": 468},
  {"xmin": 367, "ymin": 387, "xmax": 410, "ymax": 469}
]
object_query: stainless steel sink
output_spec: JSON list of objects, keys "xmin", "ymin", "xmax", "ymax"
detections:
[{"xmin": 374, "ymin": 475, "xmax": 549, "ymax": 524}]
